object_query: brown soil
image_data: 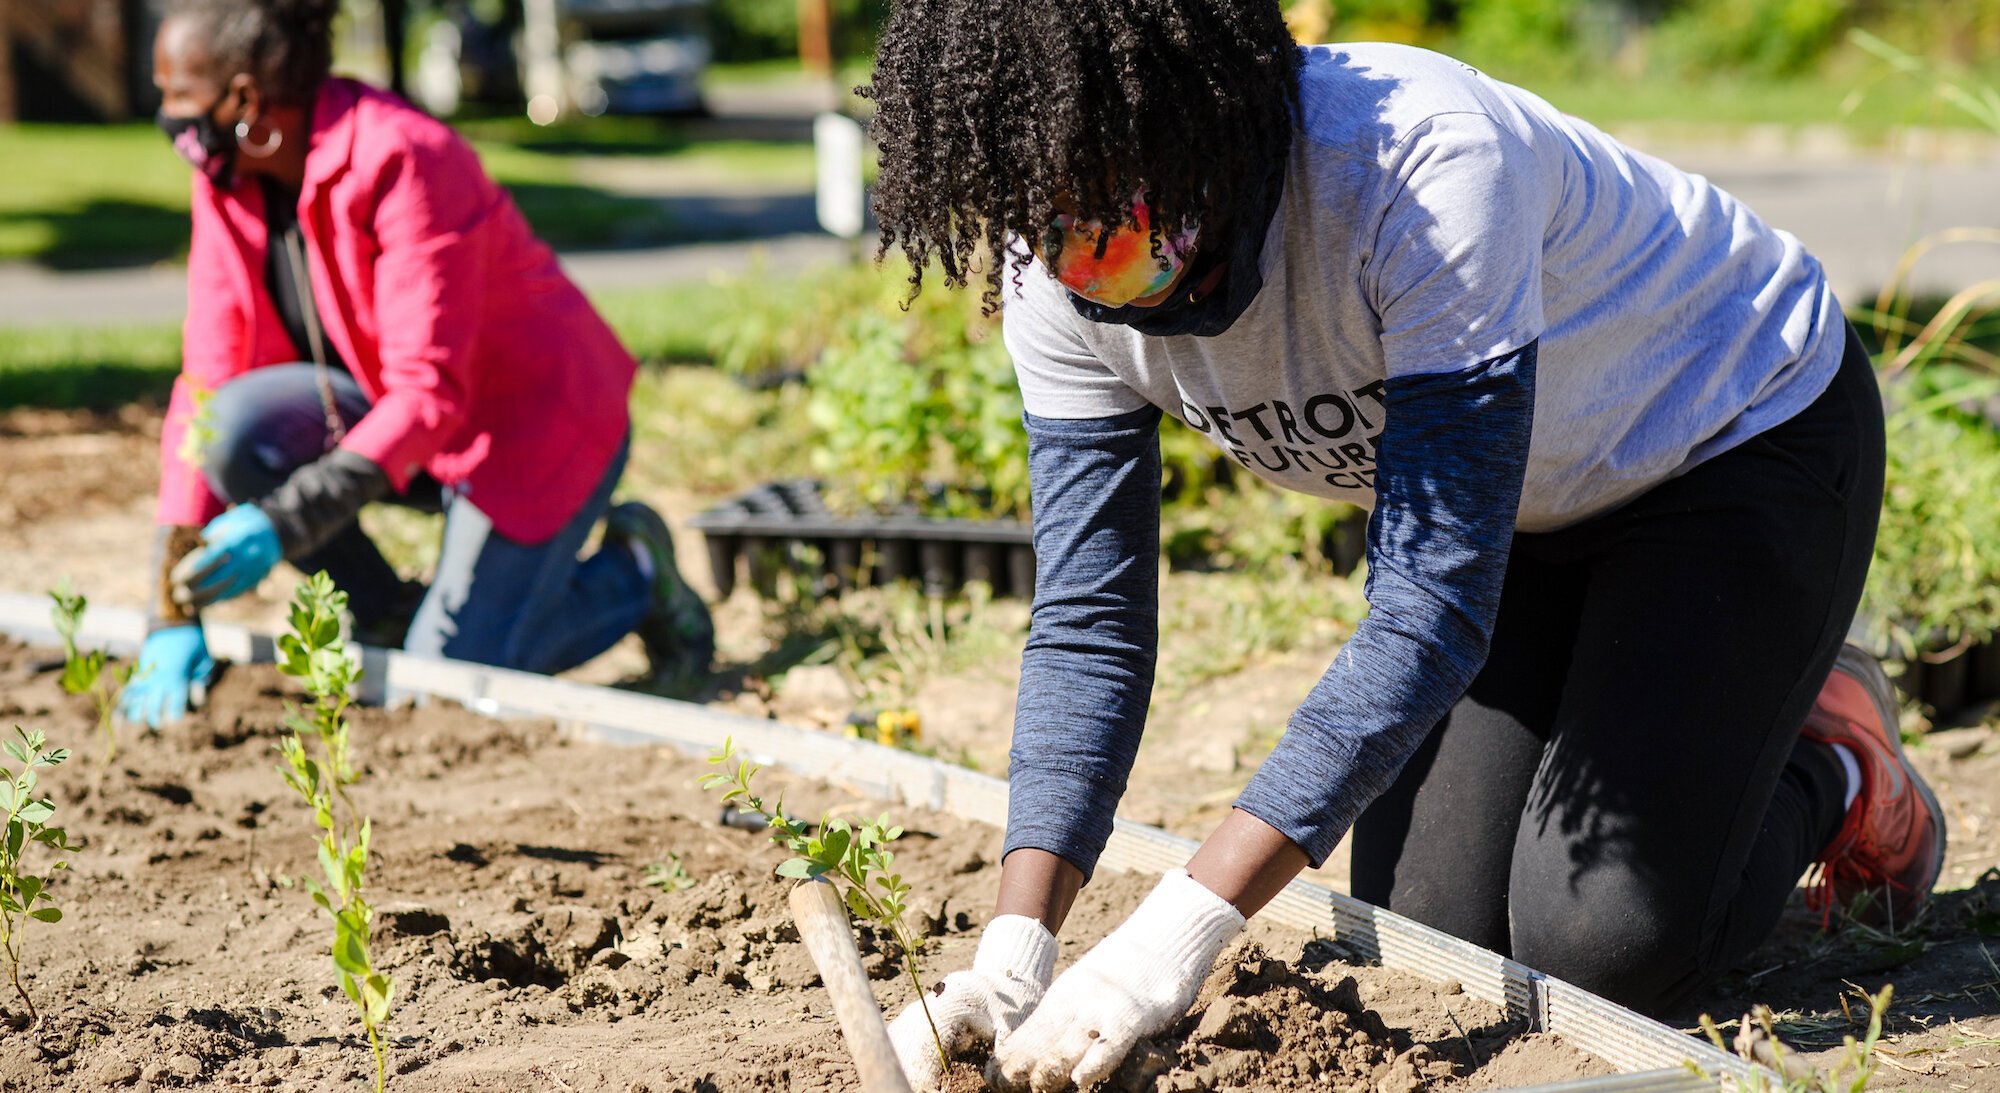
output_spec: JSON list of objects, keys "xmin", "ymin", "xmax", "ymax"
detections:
[
  {"xmin": 0, "ymin": 640, "xmax": 1603, "ymax": 1092},
  {"xmin": 6, "ymin": 404, "xmax": 1999, "ymax": 1089}
]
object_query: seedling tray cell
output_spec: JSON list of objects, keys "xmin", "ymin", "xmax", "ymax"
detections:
[{"xmin": 689, "ymin": 479, "xmax": 1036, "ymax": 600}]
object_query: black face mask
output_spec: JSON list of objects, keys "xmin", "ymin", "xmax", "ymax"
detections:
[{"xmin": 157, "ymin": 93, "xmax": 237, "ymax": 188}]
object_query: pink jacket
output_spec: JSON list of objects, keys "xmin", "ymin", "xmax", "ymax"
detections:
[{"xmin": 159, "ymin": 78, "xmax": 636, "ymax": 544}]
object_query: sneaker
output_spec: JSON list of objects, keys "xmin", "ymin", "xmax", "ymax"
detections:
[
  {"xmin": 1800, "ymin": 643, "xmax": 1947, "ymax": 930},
  {"xmin": 604, "ymin": 501, "xmax": 715, "ymax": 687}
]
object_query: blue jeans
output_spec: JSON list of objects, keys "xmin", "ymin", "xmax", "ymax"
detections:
[{"xmin": 203, "ymin": 364, "xmax": 649, "ymax": 673}]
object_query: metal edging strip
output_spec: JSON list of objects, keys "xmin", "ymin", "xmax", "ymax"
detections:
[{"xmin": 0, "ymin": 591, "xmax": 1755, "ymax": 1089}]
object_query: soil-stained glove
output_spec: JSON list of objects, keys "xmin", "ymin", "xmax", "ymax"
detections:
[
  {"xmin": 989, "ymin": 869, "xmax": 1244, "ymax": 1093},
  {"xmin": 888, "ymin": 913, "xmax": 1058, "ymax": 1091},
  {"xmin": 171, "ymin": 505, "xmax": 281, "ymax": 608},
  {"xmin": 120, "ymin": 624, "xmax": 216, "ymax": 728}
]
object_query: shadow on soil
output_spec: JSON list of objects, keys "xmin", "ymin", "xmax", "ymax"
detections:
[{"xmin": 1674, "ymin": 870, "xmax": 2000, "ymax": 1046}]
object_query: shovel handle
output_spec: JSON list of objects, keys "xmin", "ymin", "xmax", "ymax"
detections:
[{"xmin": 789, "ymin": 878, "xmax": 915, "ymax": 1093}]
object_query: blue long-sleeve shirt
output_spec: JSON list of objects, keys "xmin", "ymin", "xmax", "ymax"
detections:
[{"xmin": 1004, "ymin": 343, "xmax": 1536, "ymax": 877}]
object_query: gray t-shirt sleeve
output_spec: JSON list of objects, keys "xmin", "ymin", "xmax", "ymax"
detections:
[
  {"xmin": 1004, "ymin": 266, "xmax": 1151, "ymax": 419},
  {"xmin": 1366, "ymin": 111, "xmax": 1549, "ymax": 378}
]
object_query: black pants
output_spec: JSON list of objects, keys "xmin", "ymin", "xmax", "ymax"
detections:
[{"xmin": 1351, "ymin": 323, "xmax": 1884, "ymax": 1015}]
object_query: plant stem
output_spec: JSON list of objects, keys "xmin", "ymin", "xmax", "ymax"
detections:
[
  {"xmin": 903, "ymin": 948, "xmax": 948, "ymax": 1072},
  {"xmin": 368, "ymin": 1021, "xmax": 385, "ymax": 1093},
  {"xmin": 5, "ymin": 946, "xmax": 35, "ymax": 1026}
]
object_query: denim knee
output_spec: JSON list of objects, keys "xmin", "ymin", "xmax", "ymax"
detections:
[{"xmin": 200, "ymin": 382, "xmax": 291, "ymax": 505}]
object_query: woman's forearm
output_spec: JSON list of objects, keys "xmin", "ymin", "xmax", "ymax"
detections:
[{"xmin": 1186, "ymin": 807, "xmax": 1311, "ymax": 916}]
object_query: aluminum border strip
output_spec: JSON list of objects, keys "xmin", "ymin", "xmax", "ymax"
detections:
[
  {"xmin": 0, "ymin": 591, "xmax": 1753, "ymax": 1086},
  {"xmin": 1508, "ymin": 1069, "xmax": 1716, "ymax": 1093}
]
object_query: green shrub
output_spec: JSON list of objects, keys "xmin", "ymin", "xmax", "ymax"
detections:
[
  {"xmin": 1863, "ymin": 379, "xmax": 2000, "ymax": 659},
  {"xmin": 1454, "ymin": 0, "xmax": 1591, "ymax": 78},
  {"xmin": 802, "ymin": 270, "xmax": 1029, "ymax": 519},
  {"xmin": 1649, "ymin": 0, "xmax": 1847, "ymax": 77}
]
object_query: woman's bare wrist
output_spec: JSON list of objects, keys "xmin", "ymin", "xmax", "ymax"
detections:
[
  {"xmin": 1184, "ymin": 807, "xmax": 1311, "ymax": 917},
  {"xmin": 994, "ymin": 847, "xmax": 1085, "ymax": 933}
]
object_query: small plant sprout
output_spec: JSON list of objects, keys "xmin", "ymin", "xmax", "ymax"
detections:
[
  {"xmin": 700, "ymin": 738, "xmax": 946, "ymax": 1071},
  {"xmin": 643, "ymin": 852, "xmax": 697, "ymax": 894},
  {"xmin": 274, "ymin": 573, "xmax": 394, "ymax": 1092},
  {"xmin": 48, "ymin": 580, "xmax": 137, "ymax": 764},
  {"xmin": 0, "ymin": 727, "xmax": 81, "ymax": 1027},
  {"xmin": 1687, "ymin": 984, "xmax": 1894, "ymax": 1093}
]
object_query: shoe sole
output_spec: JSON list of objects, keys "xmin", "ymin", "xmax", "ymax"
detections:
[{"xmin": 1835, "ymin": 643, "xmax": 1949, "ymax": 909}]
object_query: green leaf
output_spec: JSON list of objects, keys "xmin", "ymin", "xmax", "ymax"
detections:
[
  {"xmin": 333, "ymin": 929, "xmax": 370, "ymax": 977},
  {"xmin": 774, "ymin": 857, "xmax": 816, "ymax": 879},
  {"xmin": 363, "ymin": 974, "xmax": 394, "ymax": 1025},
  {"xmin": 845, "ymin": 886, "xmax": 873, "ymax": 920},
  {"xmin": 819, "ymin": 826, "xmax": 852, "ymax": 866},
  {"xmin": 28, "ymin": 906, "xmax": 60, "ymax": 923},
  {"xmin": 17, "ymin": 799, "xmax": 54, "ymax": 825},
  {"xmin": 2, "ymin": 740, "xmax": 27, "ymax": 765},
  {"xmin": 0, "ymin": 781, "xmax": 16, "ymax": 812}
]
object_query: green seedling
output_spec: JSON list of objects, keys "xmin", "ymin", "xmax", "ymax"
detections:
[
  {"xmin": 48, "ymin": 581, "xmax": 137, "ymax": 765},
  {"xmin": 1687, "ymin": 983, "xmax": 1893, "ymax": 1093},
  {"xmin": 274, "ymin": 573, "xmax": 394, "ymax": 1092},
  {"xmin": 700, "ymin": 738, "xmax": 946, "ymax": 1071},
  {"xmin": 643, "ymin": 853, "xmax": 697, "ymax": 893},
  {"xmin": 0, "ymin": 727, "xmax": 81, "ymax": 1027}
]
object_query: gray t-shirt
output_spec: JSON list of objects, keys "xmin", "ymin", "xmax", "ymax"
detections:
[{"xmin": 1005, "ymin": 42, "xmax": 1845, "ymax": 533}]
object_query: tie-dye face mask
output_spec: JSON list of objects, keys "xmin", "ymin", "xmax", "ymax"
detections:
[{"xmin": 1038, "ymin": 191, "xmax": 1199, "ymax": 308}]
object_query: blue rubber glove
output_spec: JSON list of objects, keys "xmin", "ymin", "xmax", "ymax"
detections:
[
  {"xmin": 120, "ymin": 625, "xmax": 216, "ymax": 728},
  {"xmin": 171, "ymin": 505, "xmax": 282, "ymax": 609}
]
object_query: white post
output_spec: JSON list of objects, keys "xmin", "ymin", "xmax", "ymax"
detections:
[
  {"xmin": 521, "ymin": 0, "xmax": 564, "ymax": 125},
  {"xmin": 814, "ymin": 110, "xmax": 868, "ymax": 257}
]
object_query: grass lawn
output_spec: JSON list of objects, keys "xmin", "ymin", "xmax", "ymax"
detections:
[
  {"xmin": 0, "ymin": 275, "xmax": 757, "ymax": 411},
  {"xmin": 0, "ymin": 113, "xmax": 814, "ymax": 269},
  {"xmin": 1513, "ymin": 67, "xmax": 2000, "ymax": 140}
]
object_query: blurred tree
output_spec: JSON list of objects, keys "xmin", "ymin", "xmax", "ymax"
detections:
[
  {"xmin": 1281, "ymin": 0, "xmax": 1992, "ymax": 79},
  {"xmin": 0, "ymin": 0, "xmax": 15, "ymax": 124},
  {"xmin": 708, "ymin": 0, "xmax": 885, "ymax": 63}
]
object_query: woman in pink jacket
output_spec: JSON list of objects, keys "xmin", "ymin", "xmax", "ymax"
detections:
[{"xmin": 125, "ymin": 0, "xmax": 714, "ymax": 725}]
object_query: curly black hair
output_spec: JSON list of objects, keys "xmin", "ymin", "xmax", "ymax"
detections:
[
  {"xmin": 165, "ymin": 0, "xmax": 340, "ymax": 106},
  {"xmin": 864, "ymin": 0, "xmax": 1300, "ymax": 310}
]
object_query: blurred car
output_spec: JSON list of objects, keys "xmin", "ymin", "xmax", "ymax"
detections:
[
  {"xmin": 562, "ymin": 0, "xmax": 711, "ymax": 116},
  {"xmin": 415, "ymin": 0, "xmax": 710, "ymax": 119}
]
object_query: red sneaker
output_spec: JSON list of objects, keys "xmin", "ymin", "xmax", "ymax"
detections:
[{"xmin": 1801, "ymin": 644, "xmax": 1947, "ymax": 930}]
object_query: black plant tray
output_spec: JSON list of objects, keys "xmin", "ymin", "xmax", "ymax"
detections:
[
  {"xmin": 1893, "ymin": 636, "xmax": 2000, "ymax": 716},
  {"xmin": 690, "ymin": 479, "xmax": 1036, "ymax": 600}
]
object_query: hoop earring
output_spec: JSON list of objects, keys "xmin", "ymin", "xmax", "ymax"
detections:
[{"xmin": 236, "ymin": 119, "xmax": 282, "ymax": 159}]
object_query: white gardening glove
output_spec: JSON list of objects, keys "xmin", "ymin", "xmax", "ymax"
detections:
[
  {"xmin": 888, "ymin": 913, "xmax": 1059, "ymax": 1091},
  {"xmin": 989, "ymin": 869, "xmax": 1244, "ymax": 1093}
]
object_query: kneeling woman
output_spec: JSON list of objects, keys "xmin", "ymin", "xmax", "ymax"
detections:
[
  {"xmin": 125, "ymin": 0, "xmax": 711, "ymax": 726},
  {"xmin": 863, "ymin": 3, "xmax": 1946, "ymax": 1090}
]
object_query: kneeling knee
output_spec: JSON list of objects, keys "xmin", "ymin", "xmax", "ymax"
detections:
[{"xmin": 1509, "ymin": 897, "xmax": 1694, "ymax": 1015}]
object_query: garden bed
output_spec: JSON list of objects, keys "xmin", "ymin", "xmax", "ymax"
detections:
[{"xmin": 0, "ymin": 640, "xmax": 1607, "ymax": 1092}]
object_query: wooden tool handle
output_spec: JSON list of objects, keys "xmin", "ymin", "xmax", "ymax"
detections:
[{"xmin": 789, "ymin": 879, "xmax": 916, "ymax": 1093}]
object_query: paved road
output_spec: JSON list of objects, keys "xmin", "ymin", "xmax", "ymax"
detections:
[{"xmin": 1, "ymin": 137, "xmax": 1992, "ymax": 330}]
